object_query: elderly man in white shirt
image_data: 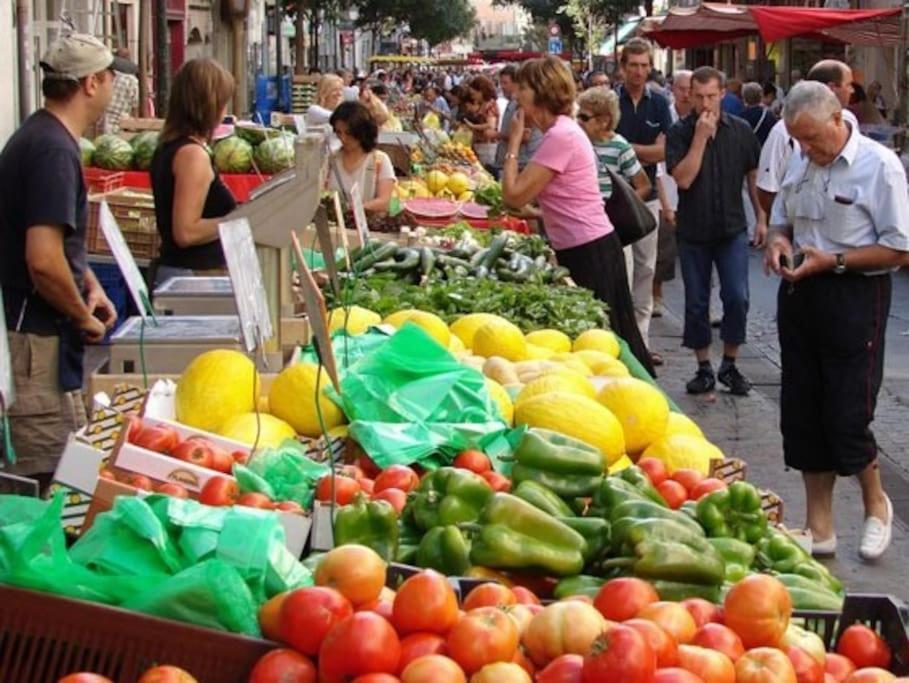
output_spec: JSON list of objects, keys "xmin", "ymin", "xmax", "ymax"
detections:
[{"xmin": 765, "ymin": 81, "xmax": 909, "ymax": 563}]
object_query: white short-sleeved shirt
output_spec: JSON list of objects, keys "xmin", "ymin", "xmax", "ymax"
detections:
[
  {"xmin": 328, "ymin": 150, "xmax": 395, "ymax": 201},
  {"xmin": 770, "ymin": 123, "xmax": 909, "ymax": 272}
]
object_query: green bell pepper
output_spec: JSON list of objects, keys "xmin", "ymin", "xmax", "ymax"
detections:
[
  {"xmin": 696, "ymin": 481, "xmax": 768, "ymax": 543},
  {"xmin": 553, "ymin": 575, "xmax": 605, "ymax": 600},
  {"xmin": 466, "ymin": 493, "xmax": 586, "ymax": 576},
  {"xmin": 755, "ymin": 529, "xmax": 809, "ymax": 573},
  {"xmin": 396, "ymin": 519, "xmax": 424, "ymax": 565},
  {"xmin": 612, "ymin": 517, "xmax": 713, "ymax": 556},
  {"xmin": 618, "ymin": 466, "xmax": 669, "ymax": 506},
  {"xmin": 332, "ymin": 494, "xmax": 399, "ymax": 561},
  {"xmin": 650, "ymin": 580, "xmax": 722, "ymax": 603},
  {"xmin": 604, "ymin": 540, "xmax": 726, "ymax": 586},
  {"xmin": 774, "ymin": 574, "xmax": 844, "ymax": 610},
  {"xmin": 407, "ymin": 467, "xmax": 494, "ymax": 531},
  {"xmin": 513, "ymin": 480, "xmax": 574, "ymax": 517},
  {"xmin": 609, "ymin": 498, "xmax": 705, "ymax": 536},
  {"xmin": 707, "ymin": 537, "xmax": 756, "ymax": 567},
  {"xmin": 416, "ymin": 525, "xmax": 471, "ymax": 576},
  {"xmin": 509, "ymin": 428, "xmax": 604, "ymax": 498},
  {"xmin": 593, "ymin": 477, "xmax": 648, "ymax": 516},
  {"xmin": 556, "ymin": 516, "xmax": 611, "ymax": 563},
  {"xmin": 792, "ymin": 561, "xmax": 844, "ymax": 595}
]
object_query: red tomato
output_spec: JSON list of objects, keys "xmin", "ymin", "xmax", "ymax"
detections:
[
  {"xmin": 208, "ymin": 445, "xmax": 234, "ymax": 474},
  {"xmin": 826, "ymin": 654, "xmax": 857, "ymax": 683},
  {"xmin": 677, "ymin": 644, "xmax": 736, "ymax": 683},
  {"xmin": 237, "ymin": 492, "xmax": 273, "ymax": 509},
  {"xmin": 372, "ymin": 488, "xmax": 407, "ymax": 513},
  {"xmin": 682, "ymin": 599, "xmax": 722, "ymax": 628},
  {"xmin": 690, "ymin": 478, "xmax": 727, "ymax": 501},
  {"xmin": 231, "ymin": 450, "xmax": 249, "ymax": 465},
  {"xmin": 171, "ymin": 440, "xmax": 214, "ymax": 469},
  {"xmin": 463, "ymin": 583, "xmax": 517, "ymax": 611},
  {"xmin": 837, "ymin": 625, "xmax": 892, "ymax": 670},
  {"xmin": 654, "ymin": 669, "xmax": 707, "ymax": 683},
  {"xmin": 358, "ymin": 478, "xmax": 376, "ymax": 495},
  {"xmin": 735, "ymin": 647, "xmax": 797, "ymax": 683},
  {"xmin": 788, "ymin": 646, "xmax": 825, "ymax": 683},
  {"xmin": 275, "ymin": 500, "xmax": 304, "ymax": 513},
  {"xmin": 154, "ymin": 482, "xmax": 189, "ymax": 499},
  {"xmin": 98, "ymin": 468, "xmax": 118, "ymax": 481},
  {"xmin": 393, "ymin": 570, "xmax": 460, "ymax": 636},
  {"xmin": 315, "ymin": 474, "xmax": 361, "ymax": 505},
  {"xmin": 132, "ymin": 425, "xmax": 180, "ymax": 454},
  {"xmin": 480, "ymin": 471, "xmax": 510, "ymax": 492},
  {"xmin": 723, "ymin": 574, "xmax": 792, "ymax": 649},
  {"xmin": 692, "ymin": 623, "xmax": 744, "ymax": 662},
  {"xmin": 625, "ymin": 618, "xmax": 679, "ymax": 668},
  {"xmin": 593, "ymin": 577, "xmax": 659, "ymax": 623},
  {"xmin": 512, "ymin": 645, "xmax": 536, "ymax": 677},
  {"xmin": 536, "ymin": 654, "xmax": 584, "ymax": 683},
  {"xmin": 400, "ymin": 654, "xmax": 465, "ymax": 683},
  {"xmin": 637, "ymin": 457, "xmax": 669, "ymax": 486},
  {"xmin": 374, "ymin": 465, "xmax": 420, "ymax": 494},
  {"xmin": 671, "ymin": 469, "xmax": 705, "ymax": 495},
  {"xmin": 512, "ymin": 586, "xmax": 541, "ymax": 606},
  {"xmin": 358, "ymin": 595, "xmax": 395, "ymax": 622},
  {"xmin": 351, "ymin": 675, "xmax": 400, "ymax": 683},
  {"xmin": 638, "ymin": 601, "xmax": 698, "ymax": 645},
  {"xmin": 136, "ymin": 666, "xmax": 198, "ymax": 682},
  {"xmin": 582, "ymin": 623, "xmax": 656, "ymax": 683},
  {"xmin": 844, "ymin": 669, "xmax": 897, "ymax": 683},
  {"xmin": 446, "ymin": 606, "xmax": 520, "ymax": 675},
  {"xmin": 453, "ymin": 450, "xmax": 492, "ymax": 474},
  {"xmin": 657, "ymin": 480, "xmax": 688, "ymax": 509},
  {"xmin": 318, "ymin": 612, "xmax": 402, "ymax": 681},
  {"xmin": 122, "ymin": 414, "xmax": 144, "ymax": 442},
  {"xmin": 357, "ymin": 454, "xmax": 382, "ymax": 479},
  {"xmin": 279, "ymin": 586, "xmax": 353, "ymax": 655},
  {"xmin": 248, "ymin": 648, "xmax": 316, "ymax": 683},
  {"xmin": 198, "ymin": 476, "xmax": 239, "ymax": 506},
  {"xmin": 122, "ymin": 473, "xmax": 153, "ymax": 491},
  {"xmin": 399, "ymin": 632, "xmax": 448, "ymax": 671},
  {"xmin": 58, "ymin": 675, "xmax": 115, "ymax": 683}
]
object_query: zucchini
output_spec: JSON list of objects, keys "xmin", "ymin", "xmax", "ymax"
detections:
[
  {"xmin": 419, "ymin": 247, "xmax": 435, "ymax": 278},
  {"xmin": 435, "ymin": 254, "xmax": 472, "ymax": 269},
  {"xmin": 390, "ymin": 248, "xmax": 421, "ymax": 271},
  {"xmin": 373, "ymin": 259, "xmax": 400, "ymax": 272},
  {"xmin": 481, "ymin": 234, "xmax": 509, "ymax": 270},
  {"xmin": 470, "ymin": 248, "xmax": 490, "ymax": 267},
  {"xmin": 354, "ymin": 242, "xmax": 397, "ymax": 271}
]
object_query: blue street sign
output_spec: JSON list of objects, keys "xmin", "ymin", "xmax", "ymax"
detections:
[{"xmin": 548, "ymin": 37, "xmax": 562, "ymax": 54}]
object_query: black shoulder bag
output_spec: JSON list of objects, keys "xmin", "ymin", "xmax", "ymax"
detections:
[{"xmin": 603, "ymin": 165, "xmax": 657, "ymax": 247}]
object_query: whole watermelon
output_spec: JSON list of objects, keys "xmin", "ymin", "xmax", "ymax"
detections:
[
  {"xmin": 93, "ymin": 134, "xmax": 133, "ymax": 170},
  {"xmin": 213, "ymin": 136, "xmax": 254, "ymax": 174},
  {"xmin": 79, "ymin": 137, "xmax": 95, "ymax": 166},
  {"xmin": 254, "ymin": 134, "xmax": 295, "ymax": 174},
  {"xmin": 130, "ymin": 131, "xmax": 159, "ymax": 170}
]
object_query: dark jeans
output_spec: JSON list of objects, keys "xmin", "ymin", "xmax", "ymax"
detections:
[{"xmin": 678, "ymin": 232, "xmax": 749, "ymax": 350}]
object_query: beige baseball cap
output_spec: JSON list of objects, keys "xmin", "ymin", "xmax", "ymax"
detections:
[{"xmin": 40, "ymin": 33, "xmax": 137, "ymax": 80}]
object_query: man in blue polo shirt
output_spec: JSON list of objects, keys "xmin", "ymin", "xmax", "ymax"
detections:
[{"xmin": 615, "ymin": 38, "xmax": 673, "ymax": 366}]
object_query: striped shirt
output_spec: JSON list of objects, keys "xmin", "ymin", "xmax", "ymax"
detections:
[{"xmin": 592, "ymin": 134, "xmax": 643, "ymax": 199}]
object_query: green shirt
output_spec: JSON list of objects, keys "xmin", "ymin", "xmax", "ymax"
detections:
[{"xmin": 592, "ymin": 133, "xmax": 642, "ymax": 200}]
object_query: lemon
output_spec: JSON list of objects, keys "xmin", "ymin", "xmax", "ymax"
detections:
[
  {"xmin": 473, "ymin": 319, "xmax": 527, "ymax": 361},
  {"xmin": 175, "ymin": 350, "xmax": 259, "ymax": 432},
  {"xmin": 525, "ymin": 329, "xmax": 572, "ymax": 354},
  {"xmin": 573, "ymin": 329, "xmax": 621, "ymax": 358},
  {"xmin": 328, "ymin": 305, "xmax": 381, "ymax": 335},
  {"xmin": 268, "ymin": 363, "xmax": 346, "ymax": 437}
]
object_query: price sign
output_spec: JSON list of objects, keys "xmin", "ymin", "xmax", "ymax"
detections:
[
  {"xmin": 349, "ymin": 183, "xmax": 369, "ymax": 249},
  {"xmin": 219, "ymin": 218, "xmax": 274, "ymax": 353},
  {"xmin": 0, "ymin": 289, "xmax": 11, "ymax": 407},
  {"xmin": 331, "ymin": 191, "xmax": 352, "ymax": 258},
  {"xmin": 293, "ymin": 114, "xmax": 307, "ymax": 137},
  {"xmin": 98, "ymin": 200, "xmax": 154, "ymax": 320}
]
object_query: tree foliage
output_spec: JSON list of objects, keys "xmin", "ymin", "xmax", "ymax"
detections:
[{"xmin": 354, "ymin": 0, "xmax": 477, "ymax": 46}]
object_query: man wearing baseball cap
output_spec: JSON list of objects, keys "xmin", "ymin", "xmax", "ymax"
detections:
[{"xmin": 0, "ymin": 33, "xmax": 120, "ymax": 490}]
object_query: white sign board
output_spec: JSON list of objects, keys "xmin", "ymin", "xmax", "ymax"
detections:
[
  {"xmin": 219, "ymin": 217, "xmax": 274, "ymax": 353},
  {"xmin": 0, "ymin": 289, "xmax": 11, "ymax": 407},
  {"xmin": 293, "ymin": 114, "xmax": 307, "ymax": 137},
  {"xmin": 349, "ymin": 183, "xmax": 369, "ymax": 248},
  {"xmin": 98, "ymin": 200, "xmax": 153, "ymax": 320}
]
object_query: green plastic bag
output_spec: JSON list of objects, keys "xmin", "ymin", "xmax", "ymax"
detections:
[
  {"xmin": 297, "ymin": 328, "xmax": 392, "ymax": 375},
  {"xmin": 334, "ymin": 323, "xmax": 508, "ymax": 467},
  {"xmin": 246, "ymin": 442, "xmax": 330, "ymax": 508},
  {"xmin": 233, "ymin": 463, "xmax": 278, "ymax": 499}
]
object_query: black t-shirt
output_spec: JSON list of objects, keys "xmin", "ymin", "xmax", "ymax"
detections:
[
  {"xmin": 615, "ymin": 85, "xmax": 673, "ymax": 203},
  {"xmin": 0, "ymin": 109, "xmax": 87, "ymax": 333}
]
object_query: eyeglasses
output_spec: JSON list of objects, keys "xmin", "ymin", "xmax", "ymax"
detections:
[{"xmin": 577, "ymin": 113, "xmax": 594, "ymax": 122}]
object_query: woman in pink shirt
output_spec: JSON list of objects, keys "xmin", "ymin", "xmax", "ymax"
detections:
[{"xmin": 501, "ymin": 56, "xmax": 653, "ymax": 375}]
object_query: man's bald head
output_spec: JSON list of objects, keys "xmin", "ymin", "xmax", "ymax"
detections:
[{"xmin": 806, "ymin": 59, "xmax": 853, "ymax": 107}]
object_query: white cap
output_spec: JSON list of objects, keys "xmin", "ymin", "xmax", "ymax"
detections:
[{"xmin": 40, "ymin": 33, "xmax": 137, "ymax": 80}]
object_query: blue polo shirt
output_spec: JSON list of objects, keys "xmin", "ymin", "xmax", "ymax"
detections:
[{"xmin": 615, "ymin": 85, "xmax": 673, "ymax": 202}]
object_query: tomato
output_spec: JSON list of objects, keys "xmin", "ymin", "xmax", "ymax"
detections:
[
  {"xmin": 400, "ymin": 654, "xmax": 466, "ymax": 683},
  {"xmin": 98, "ymin": 468, "xmax": 118, "ymax": 481},
  {"xmin": 723, "ymin": 574, "xmax": 792, "ymax": 649},
  {"xmin": 782, "ymin": 625, "xmax": 827, "ymax": 666},
  {"xmin": 320, "ymin": 612, "xmax": 402, "ymax": 681},
  {"xmin": 536, "ymin": 654, "xmax": 584, "ymax": 683},
  {"xmin": 677, "ymin": 644, "xmax": 736, "ymax": 683},
  {"xmin": 671, "ymin": 469, "xmax": 705, "ymax": 494},
  {"xmin": 788, "ymin": 646, "xmax": 825, "ymax": 683},
  {"xmin": 237, "ymin": 492, "xmax": 274, "ymax": 509},
  {"xmin": 357, "ymin": 454, "xmax": 383, "ymax": 479},
  {"xmin": 208, "ymin": 445, "xmax": 234, "ymax": 474},
  {"xmin": 340, "ymin": 464, "xmax": 366, "ymax": 480},
  {"xmin": 122, "ymin": 414, "xmax": 144, "ymax": 442},
  {"xmin": 122, "ymin": 473, "xmax": 153, "ymax": 491},
  {"xmin": 58, "ymin": 675, "xmax": 115, "ymax": 683},
  {"xmin": 657, "ymin": 480, "xmax": 688, "ymax": 509},
  {"xmin": 690, "ymin": 478, "xmax": 727, "ymax": 501},
  {"xmin": 453, "ymin": 450, "xmax": 492, "ymax": 474},
  {"xmin": 358, "ymin": 478, "xmax": 376, "ymax": 495},
  {"xmin": 844, "ymin": 669, "xmax": 897, "ymax": 683},
  {"xmin": 837, "ymin": 625, "xmax": 892, "ymax": 670},
  {"xmin": 393, "ymin": 570, "xmax": 460, "ymax": 636},
  {"xmin": 637, "ymin": 457, "xmax": 669, "ymax": 486},
  {"xmin": 374, "ymin": 465, "xmax": 420, "ymax": 494},
  {"xmin": 480, "ymin": 470, "xmax": 511, "ymax": 492},
  {"xmin": 462, "ymin": 583, "xmax": 517, "ymax": 611},
  {"xmin": 372, "ymin": 487, "xmax": 407, "ymax": 513},
  {"xmin": 593, "ymin": 577, "xmax": 659, "ymax": 623},
  {"xmin": 638, "ymin": 601, "xmax": 698, "ymax": 645},
  {"xmin": 278, "ymin": 586, "xmax": 353, "ymax": 655},
  {"xmin": 231, "ymin": 449, "xmax": 249, "ymax": 465},
  {"xmin": 315, "ymin": 474, "xmax": 361, "ymax": 505},
  {"xmin": 511, "ymin": 645, "xmax": 536, "ymax": 678},
  {"xmin": 132, "ymin": 425, "xmax": 180, "ymax": 454},
  {"xmin": 315, "ymin": 544, "xmax": 386, "ymax": 607},
  {"xmin": 470, "ymin": 661, "xmax": 531, "ymax": 683},
  {"xmin": 136, "ymin": 666, "xmax": 198, "ymax": 682},
  {"xmin": 625, "ymin": 618, "xmax": 678, "ymax": 668},
  {"xmin": 248, "ymin": 648, "xmax": 316, "ymax": 683},
  {"xmin": 358, "ymin": 594, "xmax": 395, "ymax": 622},
  {"xmin": 154, "ymin": 482, "xmax": 189, "ymax": 498},
  {"xmin": 692, "ymin": 623, "xmax": 744, "ymax": 662},
  {"xmin": 654, "ymin": 669, "xmax": 708, "ymax": 683},
  {"xmin": 511, "ymin": 586, "xmax": 541, "ymax": 605},
  {"xmin": 736, "ymin": 647, "xmax": 797, "ymax": 683},
  {"xmin": 523, "ymin": 601, "xmax": 607, "ymax": 668},
  {"xmin": 258, "ymin": 591, "xmax": 289, "ymax": 641},
  {"xmin": 826, "ymin": 654, "xmax": 857, "ymax": 683},
  {"xmin": 399, "ymin": 632, "xmax": 448, "ymax": 670},
  {"xmin": 351, "ymin": 676, "xmax": 400, "ymax": 683},
  {"xmin": 504, "ymin": 604, "xmax": 536, "ymax": 638},
  {"xmin": 582, "ymin": 623, "xmax": 656, "ymax": 683},
  {"xmin": 446, "ymin": 606, "xmax": 519, "ymax": 675},
  {"xmin": 171, "ymin": 440, "xmax": 214, "ymax": 469},
  {"xmin": 275, "ymin": 500, "xmax": 304, "ymax": 513},
  {"xmin": 198, "ymin": 476, "xmax": 239, "ymax": 506},
  {"xmin": 681, "ymin": 598, "xmax": 722, "ymax": 628}
]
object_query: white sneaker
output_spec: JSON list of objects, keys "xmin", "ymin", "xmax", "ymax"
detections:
[{"xmin": 859, "ymin": 495, "xmax": 893, "ymax": 561}]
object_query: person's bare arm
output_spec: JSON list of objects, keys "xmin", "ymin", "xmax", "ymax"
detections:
[
  {"xmin": 631, "ymin": 169, "xmax": 652, "ymax": 201},
  {"xmin": 748, "ymin": 170, "xmax": 768, "ymax": 247},
  {"xmin": 171, "ymin": 144, "xmax": 224, "ymax": 248},
  {"xmin": 671, "ymin": 112, "xmax": 716, "ymax": 190},
  {"xmin": 364, "ymin": 177, "xmax": 394, "ymax": 213},
  {"xmin": 632, "ymin": 133, "xmax": 665, "ymax": 164}
]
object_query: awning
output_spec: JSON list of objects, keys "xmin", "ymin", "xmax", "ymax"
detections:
[
  {"xmin": 644, "ymin": 3, "xmax": 902, "ymax": 49},
  {"xmin": 599, "ymin": 17, "xmax": 644, "ymax": 56}
]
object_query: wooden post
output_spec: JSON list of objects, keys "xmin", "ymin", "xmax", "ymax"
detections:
[
  {"xmin": 138, "ymin": 0, "xmax": 149, "ymax": 117},
  {"xmin": 233, "ymin": 17, "xmax": 244, "ymax": 114},
  {"xmin": 154, "ymin": 0, "xmax": 170, "ymax": 113}
]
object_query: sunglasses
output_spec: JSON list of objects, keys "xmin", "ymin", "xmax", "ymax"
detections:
[{"xmin": 577, "ymin": 113, "xmax": 595, "ymax": 122}]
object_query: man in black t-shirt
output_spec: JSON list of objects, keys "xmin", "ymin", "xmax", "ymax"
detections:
[{"xmin": 0, "ymin": 34, "xmax": 128, "ymax": 485}]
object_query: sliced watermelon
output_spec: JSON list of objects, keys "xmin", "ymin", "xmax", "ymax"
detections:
[{"xmin": 404, "ymin": 198, "xmax": 459, "ymax": 220}]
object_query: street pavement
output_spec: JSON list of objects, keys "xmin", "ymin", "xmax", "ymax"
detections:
[{"xmin": 652, "ymin": 249, "xmax": 909, "ymax": 597}]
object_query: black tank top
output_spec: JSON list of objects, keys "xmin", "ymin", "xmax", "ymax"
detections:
[{"xmin": 150, "ymin": 137, "xmax": 237, "ymax": 269}]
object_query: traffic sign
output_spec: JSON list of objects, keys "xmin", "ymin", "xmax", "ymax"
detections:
[{"xmin": 548, "ymin": 37, "xmax": 562, "ymax": 54}]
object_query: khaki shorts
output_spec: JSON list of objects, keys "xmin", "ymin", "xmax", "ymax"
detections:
[{"xmin": 6, "ymin": 332, "xmax": 86, "ymax": 476}]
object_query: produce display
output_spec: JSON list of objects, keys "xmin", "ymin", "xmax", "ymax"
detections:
[
  {"xmin": 213, "ymin": 135, "xmax": 255, "ymax": 173},
  {"xmin": 130, "ymin": 131, "xmax": 159, "ymax": 171},
  {"xmin": 91, "ymin": 133, "xmax": 134, "ymax": 170}
]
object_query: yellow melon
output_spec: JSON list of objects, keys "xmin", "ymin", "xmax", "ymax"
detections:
[
  {"xmin": 515, "ymin": 374, "xmax": 595, "ymax": 407},
  {"xmin": 524, "ymin": 343, "xmax": 556, "ymax": 360},
  {"xmin": 268, "ymin": 363, "xmax": 346, "ymax": 437},
  {"xmin": 218, "ymin": 412, "xmax": 296, "ymax": 449},
  {"xmin": 473, "ymin": 319, "xmax": 527, "ymax": 361},
  {"xmin": 596, "ymin": 378, "xmax": 670, "ymax": 454},
  {"xmin": 573, "ymin": 329, "xmax": 621, "ymax": 358},
  {"xmin": 175, "ymin": 350, "xmax": 259, "ymax": 432},
  {"xmin": 664, "ymin": 412, "xmax": 705, "ymax": 439},
  {"xmin": 525, "ymin": 329, "xmax": 572, "ymax": 354},
  {"xmin": 450, "ymin": 313, "xmax": 505, "ymax": 348},
  {"xmin": 485, "ymin": 378, "xmax": 514, "ymax": 426},
  {"xmin": 328, "ymin": 305, "xmax": 381, "ymax": 335},
  {"xmin": 641, "ymin": 434, "xmax": 724, "ymax": 475},
  {"xmin": 386, "ymin": 310, "xmax": 451, "ymax": 348}
]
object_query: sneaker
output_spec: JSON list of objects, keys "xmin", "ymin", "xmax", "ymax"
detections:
[
  {"xmin": 718, "ymin": 364, "xmax": 752, "ymax": 396},
  {"xmin": 686, "ymin": 368, "xmax": 716, "ymax": 394},
  {"xmin": 859, "ymin": 495, "xmax": 893, "ymax": 561}
]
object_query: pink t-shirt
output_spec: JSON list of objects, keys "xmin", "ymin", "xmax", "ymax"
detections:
[{"xmin": 531, "ymin": 115, "xmax": 614, "ymax": 250}]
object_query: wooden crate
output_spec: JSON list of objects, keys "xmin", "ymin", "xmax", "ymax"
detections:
[{"xmin": 87, "ymin": 188, "xmax": 159, "ymax": 260}]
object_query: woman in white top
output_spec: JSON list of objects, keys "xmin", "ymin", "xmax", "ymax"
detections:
[
  {"xmin": 307, "ymin": 74, "xmax": 345, "ymax": 127},
  {"xmin": 327, "ymin": 101, "xmax": 395, "ymax": 214}
]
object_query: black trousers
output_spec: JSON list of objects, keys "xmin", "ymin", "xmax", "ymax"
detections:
[
  {"xmin": 556, "ymin": 231, "xmax": 656, "ymax": 377},
  {"xmin": 777, "ymin": 272, "xmax": 891, "ymax": 475}
]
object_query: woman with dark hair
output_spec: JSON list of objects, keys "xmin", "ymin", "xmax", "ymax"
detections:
[
  {"xmin": 465, "ymin": 75, "xmax": 500, "ymax": 167},
  {"xmin": 501, "ymin": 56, "xmax": 654, "ymax": 375},
  {"xmin": 327, "ymin": 101, "xmax": 395, "ymax": 214},
  {"xmin": 150, "ymin": 58, "xmax": 236, "ymax": 282}
]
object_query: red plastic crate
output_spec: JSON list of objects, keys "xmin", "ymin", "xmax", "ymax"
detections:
[{"xmin": 84, "ymin": 167, "xmax": 125, "ymax": 194}]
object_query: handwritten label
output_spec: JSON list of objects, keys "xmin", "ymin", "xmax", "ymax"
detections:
[
  {"xmin": 349, "ymin": 183, "xmax": 369, "ymax": 249},
  {"xmin": 219, "ymin": 218, "xmax": 274, "ymax": 353},
  {"xmin": 98, "ymin": 200, "xmax": 153, "ymax": 320}
]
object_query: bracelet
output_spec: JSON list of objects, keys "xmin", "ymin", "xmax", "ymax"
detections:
[{"xmin": 505, "ymin": 153, "xmax": 518, "ymax": 162}]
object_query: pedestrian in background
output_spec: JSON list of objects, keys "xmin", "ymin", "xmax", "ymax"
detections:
[
  {"xmin": 721, "ymin": 78, "xmax": 744, "ymax": 116},
  {"xmin": 740, "ymin": 81, "xmax": 776, "ymax": 146},
  {"xmin": 765, "ymin": 81, "xmax": 908, "ymax": 561},
  {"xmin": 494, "ymin": 65, "xmax": 541, "ymax": 175},
  {"xmin": 100, "ymin": 47, "xmax": 139, "ymax": 134}
]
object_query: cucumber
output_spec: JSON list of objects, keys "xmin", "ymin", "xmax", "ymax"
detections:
[
  {"xmin": 470, "ymin": 248, "xmax": 490, "ymax": 267},
  {"xmin": 419, "ymin": 247, "xmax": 435, "ymax": 278},
  {"xmin": 481, "ymin": 234, "xmax": 509, "ymax": 270},
  {"xmin": 354, "ymin": 242, "xmax": 397, "ymax": 271},
  {"xmin": 389, "ymin": 248, "xmax": 421, "ymax": 271}
]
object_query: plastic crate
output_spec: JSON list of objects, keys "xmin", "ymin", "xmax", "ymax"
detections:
[
  {"xmin": 0, "ymin": 584, "xmax": 274, "ymax": 682},
  {"xmin": 84, "ymin": 167, "xmax": 125, "ymax": 194},
  {"xmin": 87, "ymin": 189, "xmax": 159, "ymax": 260},
  {"xmin": 90, "ymin": 262, "xmax": 130, "ymax": 342}
]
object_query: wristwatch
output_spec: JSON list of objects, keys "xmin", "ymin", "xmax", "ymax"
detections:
[{"xmin": 834, "ymin": 253, "xmax": 847, "ymax": 274}]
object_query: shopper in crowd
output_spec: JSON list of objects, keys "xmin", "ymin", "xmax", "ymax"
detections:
[
  {"xmin": 336, "ymin": 68, "xmax": 359, "ymax": 102},
  {"xmin": 100, "ymin": 47, "xmax": 139, "ymax": 134},
  {"xmin": 614, "ymin": 38, "xmax": 673, "ymax": 366},
  {"xmin": 867, "ymin": 80, "xmax": 886, "ymax": 118},
  {"xmin": 740, "ymin": 81, "xmax": 776, "ymax": 146},
  {"xmin": 761, "ymin": 80, "xmax": 783, "ymax": 117},
  {"xmin": 501, "ymin": 56, "xmax": 654, "ymax": 375},
  {"xmin": 494, "ymin": 65, "xmax": 541, "ymax": 175},
  {"xmin": 327, "ymin": 101, "xmax": 395, "ymax": 214},
  {"xmin": 850, "ymin": 83, "xmax": 885, "ymax": 126},
  {"xmin": 306, "ymin": 74, "xmax": 345, "ymax": 127},
  {"xmin": 446, "ymin": 84, "xmax": 469, "ymax": 125},
  {"xmin": 421, "ymin": 84, "xmax": 452, "ymax": 129},
  {"xmin": 721, "ymin": 78, "xmax": 744, "ymax": 116},
  {"xmin": 586, "ymin": 70, "xmax": 610, "ymax": 89},
  {"xmin": 464, "ymin": 75, "xmax": 500, "ymax": 168},
  {"xmin": 150, "ymin": 58, "xmax": 236, "ymax": 284},
  {"xmin": 0, "ymin": 33, "xmax": 122, "ymax": 490},
  {"xmin": 766, "ymin": 81, "xmax": 909, "ymax": 561},
  {"xmin": 666, "ymin": 66, "xmax": 765, "ymax": 396}
]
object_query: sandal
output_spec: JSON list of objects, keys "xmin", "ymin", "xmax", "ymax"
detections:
[{"xmin": 650, "ymin": 351, "xmax": 664, "ymax": 367}]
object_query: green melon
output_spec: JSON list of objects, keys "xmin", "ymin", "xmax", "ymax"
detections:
[
  {"xmin": 235, "ymin": 122, "xmax": 269, "ymax": 146},
  {"xmin": 253, "ymin": 134, "xmax": 295, "ymax": 174},
  {"xmin": 92, "ymin": 134, "xmax": 133, "ymax": 171},
  {"xmin": 79, "ymin": 137, "xmax": 95, "ymax": 167},
  {"xmin": 130, "ymin": 131, "xmax": 159, "ymax": 171},
  {"xmin": 213, "ymin": 136, "xmax": 254, "ymax": 174}
]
